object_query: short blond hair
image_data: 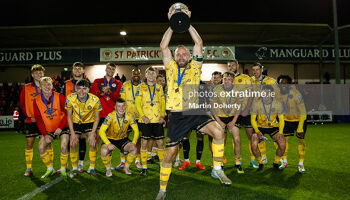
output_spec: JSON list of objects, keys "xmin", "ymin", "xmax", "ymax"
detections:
[
  {"xmin": 39, "ymin": 77, "xmax": 53, "ymax": 85},
  {"xmin": 145, "ymin": 66, "xmax": 156, "ymax": 74},
  {"xmin": 31, "ymin": 64, "xmax": 45, "ymax": 73}
]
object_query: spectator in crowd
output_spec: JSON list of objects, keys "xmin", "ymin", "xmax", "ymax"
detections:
[{"xmin": 13, "ymin": 107, "xmax": 20, "ymax": 133}]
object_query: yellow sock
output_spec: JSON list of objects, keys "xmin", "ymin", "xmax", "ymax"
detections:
[
  {"xmin": 274, "ymin": 155, "xmax": 281, "ymax": 163},
  {"xmin": 47, "ymin": 148, "xmax": 54, "ymax": 167},
  {"xmin": 157, "ymin": 148, "xmax": 165, "ymax": 165},
  {"xmin": 60, "ymin": 153, "xmax": 69, "ymax": 170},
  {"xmin": 283, "ymin": 138, "xmax": 289, "ymax": 160},
  {"xmin": 70, "ymin": 150, "xmax": 78, "ymax": 168},
  {"xmin": 108, "ymin": 154, "xmax": 112, "ymax": 166},
  {"xmin": 298, "ymin": 139, "xmax": 306, "ymax": 163},
  {"xmin": 249, "ymin": 142, "xmax": 255, "ymax": 160},
  {"xmin": 232, "ymin": 138, "xmax": 235, "ymax": 155},
  {"xmin": 274, "ymin": 142, "xmax": 278, "ymax": 149},
  {"xmin": 152, "ymin": 147, "xmax": 157, "ymax": 156},
  {"xmin": 89, "ymin": 150, "xmax": 97, "ymax": 168},
  {"xmin": 120, "ymin": 153, "xmax": 126, "ymax": 162},
  {"xmin": 258, "ymin": 142, "xmax": 267, "ymax": 158},
  {"xmin": 40, "ymin": 151, "xmax": 52, "ymax": 168},
  {"xmin": 126, "ymin": 154, "xmax": 136, "ymax": 168},
  {"xmin": 176, "ymin": 146, "xmax": 180, "ymax": 159},
  {"xmin": 212, "ymin": 139, "xmax": 224, "ymax": 167},
  {"xmin": 25, "ymin": 149, "xmax": 34, "ymax": 169},
  {"xmin": 101, "ymin": 155, "xmax": 111, "ymax": 168},
  {"xmin": 141, "ymin": 149, "xmax": 148, "ymax": 169},
  {"xmin": 160, "ymin": 162, "xmax": 172, "ymax": 190},
  {"xmin": 136, "ymin": 154, "xmax": 141, "ymax": 162},
  {"xmin": 235, "ymin": 156, "xmax": 241, "ymax": 165}
]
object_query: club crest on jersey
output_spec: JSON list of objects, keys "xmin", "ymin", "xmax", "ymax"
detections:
[
  {"xmin": 87, "ymin": 105, "xmax": 92, "ymax": 110},
  {"xmin": 112, "ymin": 83, "xmax": 116, "ymax": 87},
  {"xmin": 31, "ymin": 93, "xmax": 39, "ymax": 97},
  {"xmin": 238, "ymin": 79, "xmax": 242, "ymax": 83},
  {"xmin": 44, "ymin": 109, "xmax": 57, "ymax": 115}
]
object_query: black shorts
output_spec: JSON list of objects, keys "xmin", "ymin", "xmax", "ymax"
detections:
[
  {"xmin": 258, "ymin": 127, "xmax": 279, "ymax": 139},
  {"xmin": 103, "ymin": 138, "xmax": 131, "ymax": 153},
  {"xmin": 283, "ymin": 121, "xmax": 307, "ymax": 138},
  {"xmin": 166, "ymin": 110, "xmax": 215, "ymax": 148},
  {"xmin": 25, "ymin": 122, "xmax": 40, "ymax": 138},
  {"xmin": 47, "ymin": 127, "xmax": 70, "ymax": 139},
  {"xmin": 73, "ymin": 122, "xmax": 94, "ymax": 135},
  {"xmin": 98, "ymin": 118, "xmax": 105, "ymax": 129},
  {"xmin": 218, "ymin": 116, "xmax": 240, "ymax": 129},
  {"xmin": 236, "ymin": 115, "xmax": 252, "ymax": 128},
  {"xmin": 138, "ymin": 123, "xmax": 164, "ymax": 140}
]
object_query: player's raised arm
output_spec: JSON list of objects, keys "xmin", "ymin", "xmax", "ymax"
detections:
[
  {"xmin": 188, "ymin": 25, "xmax": 203, "ymax": 59},
  {"xmin": 160, "ymin": 27, "xmax": 173, "ymax": 66}
]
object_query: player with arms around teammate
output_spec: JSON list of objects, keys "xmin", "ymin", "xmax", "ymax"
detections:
[
  {"xmin": 211, "ymin": 72, "xmax": 244, "ymax": 173},
  {"xmin": 34, "ymin": 77, "xmax": 70, "ymax": 177},
  {"xmin": 136, "ymin": 67, "xmax": 166, "ymax": 176},
  {"xmin": 155, "ymin": 9, "xmax": 231, "ymax": 200},
  {"xmin": 61, "ymin": 62, "xmax": 87, "ymax": 173},
  {"xmin": 227, "ymin": 59, "xmax": 260, "ymax": 168},
  {"xmin": 65, "ymin": 79, "xmax": 102, "ymax": 177},
  {"xmin": 99, "ymin": 98, "xmax": 140, "ymax": 177},
  {"xmin": 20, "ymin": 64, "xmax": 45, "ymax": 177}
]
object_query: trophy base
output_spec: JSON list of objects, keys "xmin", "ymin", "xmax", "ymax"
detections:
[{"xmin": 169, "ymin": 12, "xmax": 190, "ymax": 33}]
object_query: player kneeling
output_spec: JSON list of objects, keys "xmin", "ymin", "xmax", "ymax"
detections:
[{"xmin": 99, "ymin": 98, "xmax": 140, "ymax": 177}]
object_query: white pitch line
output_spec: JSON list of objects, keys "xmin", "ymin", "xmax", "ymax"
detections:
[
  {"xmin": 17, "ymin": 176, "xmax": 63, "ymax": 200},
  {"xmin": 17, "ymin": 160, "xmax": 91, "ymax": 200}
]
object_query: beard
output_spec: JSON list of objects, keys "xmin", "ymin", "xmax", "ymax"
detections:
[{"xmin": 176, "ymin": 59, "xmax": 189, "ymax": 68}]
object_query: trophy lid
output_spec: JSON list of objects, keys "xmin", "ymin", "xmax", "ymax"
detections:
[{"xmin": 169, "ymin": 2, "xmax": 188, "ymax": 12}]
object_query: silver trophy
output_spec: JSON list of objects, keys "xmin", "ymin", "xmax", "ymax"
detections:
[{"xmin": 169, "ymin": 3, "xmax": 191, "ymax": 33}]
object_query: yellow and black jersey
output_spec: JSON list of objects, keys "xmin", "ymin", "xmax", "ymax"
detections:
[
  {"xmin": 251, "ymin": 98, "xmax": 283, "ymax": 128},
  {"xmin": 281, "ymin": 88, "xmax": 307, "ymax": 122},
  {"xmin": 136, "ymin": 82, "xmax": 165, "ymax": 123},
  {"xmin": 251, "ymin": 75, "xmax": 277, "ymax": 90},
  {"xmin": 234, "ymin": 73, "xmax": 252, "ymax": 85},
  {"xmin": 120, "ymin": 80, "xmax": 141, "ymax": 119},
  {"xmin": 166, "ymin": 59, "xmax": 202, "ymax": 111},
  {"xmin": 99, "ymin": 111, "xmax": 139, "ymax": 144},
  {"xmin": 234, "ymin": 73, "xmax": 252, "ymax": 111},
  {"xmin": 211, "ymin": 84, "xmax": 243, "ymax": 117},
  {"xmin": 65, "ymin": 93, "xmax": 102, "ymax": 124}
]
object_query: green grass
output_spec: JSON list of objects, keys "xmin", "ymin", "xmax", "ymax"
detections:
[{"xmin": 1, "ymin": 123, "xmax": 350, "ymax": 200}]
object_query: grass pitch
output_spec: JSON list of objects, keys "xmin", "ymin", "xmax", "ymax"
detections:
[{"xmin": 1, "ymin": 123, "xmax": 350, "ymax": 200}]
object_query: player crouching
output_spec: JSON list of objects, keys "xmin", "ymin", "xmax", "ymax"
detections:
[{"xmin": 99, "ymin": 98, "xmax": 140, "ymax": 177}]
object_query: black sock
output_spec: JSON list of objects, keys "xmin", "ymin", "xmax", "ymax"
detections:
[
  {"xmin": 79, "ymin": 138, "xmax": 86, "ymax": 161},
  {"xmin": 196, "ymin": 140, "xmax": 204, "ymax": 161},
  {"xmin": 182, "ymin": 139, "xmax": 190, "ymax": 160}
]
